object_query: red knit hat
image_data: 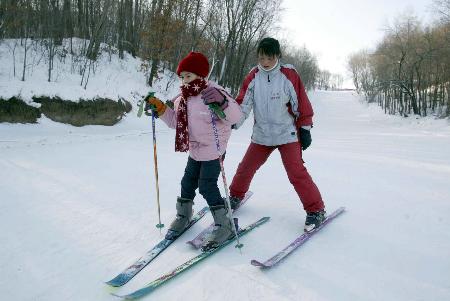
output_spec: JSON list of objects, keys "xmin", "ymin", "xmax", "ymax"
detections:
[{"xmin": 176, "ymin": 52, "xmax": 209, "ymax": 78}]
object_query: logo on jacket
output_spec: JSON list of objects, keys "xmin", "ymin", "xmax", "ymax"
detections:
[{"xmin": 271, "ymin": 92, "xmax": 281, "ymax": 101}]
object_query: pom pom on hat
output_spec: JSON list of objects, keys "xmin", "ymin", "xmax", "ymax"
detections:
[{"xmin": 176, "ymin": 52, "xmax": 209, "ymax": 78}]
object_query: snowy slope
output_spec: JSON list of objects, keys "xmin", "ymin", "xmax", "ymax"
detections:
[
  {"xmin": 0, "ymin": 38, "xmax": 178, "ymax": 105},
  {"xmin": 1, "ymin": 88, "xmax": 450, "ymax": 301}
]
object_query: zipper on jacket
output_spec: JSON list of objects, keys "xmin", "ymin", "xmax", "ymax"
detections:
[{"xmin": 267, "ymin": 74, "xmax": 270, "ymax": 82}]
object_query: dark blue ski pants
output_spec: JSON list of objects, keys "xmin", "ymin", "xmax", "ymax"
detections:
[{"xmin": 180, "ymin": 155, "xmax": 225, "ymax": 207}]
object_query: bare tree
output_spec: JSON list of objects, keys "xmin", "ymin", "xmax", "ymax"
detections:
[
  {"xmin": 348, "ymin": 9, "xmax": 450, "ymax": 118},
  {"xmin": 283, "ymin": 44, "xmax": 320, "ymax": 90}
]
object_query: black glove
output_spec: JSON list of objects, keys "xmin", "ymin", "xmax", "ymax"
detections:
[{"xmin": 299, "ymin": 128, "xmax": 312, "ymax": 150}]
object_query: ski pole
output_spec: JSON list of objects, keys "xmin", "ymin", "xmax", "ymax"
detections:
[
  {"xmin": 151, "ymin": 109, "xmax": 164, "ymax": 232},
  {"xmin": 205, "ymin": 60, "xmax": 240, "ymax": 249},
  {"xmin": 209, "ymin": 111, "xmax": 243, "ymax": 251},
  {"xmin": 140, "ymin": 92, "xmax": 164, "ymax": 232}
]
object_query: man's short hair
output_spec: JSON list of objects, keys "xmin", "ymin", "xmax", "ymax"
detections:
[{"xmin": 257, "ymin": 37, "xmax": 281, "ymax": 57}]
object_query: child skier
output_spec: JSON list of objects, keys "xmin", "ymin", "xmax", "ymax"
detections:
[
  {"xmin": 228, "ymin": 37, "xmax": 326, "ymax": 232},
  {"xmin": 145, "ymin": 51, "xmax": 242, "ymax": 249}
]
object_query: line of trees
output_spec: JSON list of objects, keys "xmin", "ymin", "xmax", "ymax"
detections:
[
  {"xmin": 348, "ymin": 0, "xmax": 450, "ymax": 118},
  {"xmin": 315, "ymin": 70, "xmax": 344, "ymax": 91},
  {"xmin": 282, "ymin": 44, "xmax": 319, "ymax": 90},
  {"xmin": 0, "ymin": 0, "xmax": 341, "ymax": 93}
]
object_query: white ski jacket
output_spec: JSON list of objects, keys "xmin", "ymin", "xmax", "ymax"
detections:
[{"xmin": 234, "ymin": 62, "xmax": 314, "ymax": 146}]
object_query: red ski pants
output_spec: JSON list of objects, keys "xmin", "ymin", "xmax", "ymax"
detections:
[{"xmin": 229, "ymin": 142, "xmax": 324, "ymax": 212}]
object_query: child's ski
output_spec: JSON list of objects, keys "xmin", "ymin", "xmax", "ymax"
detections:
[
  {"xmin": 113, "ymin": 216, "xmax": 269, "ymax": 299},
  {"xmin": 105, "ymin": 206, "xmax": 209, "ymax": 287},
  {"xmin": 251, "ymin": 207, "xmax": 345, "ymax": 268},
  {"xmin": 186, "ymin": 191, "xmax": 253, "ymax": 248}
]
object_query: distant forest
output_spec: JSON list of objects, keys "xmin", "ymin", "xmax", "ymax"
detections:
[
  {"xmin": 0, "ymin": 0, "xmax": 344, "ymax": 94},
  {"xmin": 4, "ymin": 1, "xmax": 448, "ymax": 119},
  {"xmin": 348, "ymin": 0, "xmax": 450, "ymax": 118}
]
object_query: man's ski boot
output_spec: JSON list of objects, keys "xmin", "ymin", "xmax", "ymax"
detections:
[
  {"xmin": 304, "ymin": 209, "xmax": 326, "ymax": 232},
  {"xmin": 201, "ymin": 205, "xmax": 235, "ymax": 251},
  {"xmin": 165, "ymin": 197, "xmax": 193, "ymax": 240},
  {"xmin": 229, "ymin": 196, "xmax": 243, "ymax": 210}
]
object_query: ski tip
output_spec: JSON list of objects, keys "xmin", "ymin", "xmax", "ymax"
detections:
[
  {"xmin": 111, "ymin": 292, "xmax": 140, "ymax": 300},
  {"xmin": 199, "ymin": 206, "xmax": 210, "ymax": 213},
  {"xmin": 105, "ymin": 276, "xmax": 126, "ymax": 287},
  {"xmin": 259, "ymin": 216, "xmax": 270, "ymax": 223},
  {"xmin": 105, "ymin": 280, "xmax": 121, "ymax": 287},
  {"xmin": 250, "ymin": 259, "xmax": 269, "ymax": 268}
]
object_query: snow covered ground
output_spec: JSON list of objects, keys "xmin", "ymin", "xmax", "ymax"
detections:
[
  {"xmin": 0, "ymin": 38, "xmax": 179, "ymax": 105},
  {"xmin": 1, "ymin": 88, "xmax": 450, "ymax": 301}
]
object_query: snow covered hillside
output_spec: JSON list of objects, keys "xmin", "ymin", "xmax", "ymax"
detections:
[
  {"xmin": 0, "ymin": 38, "xmax": 178, "ymax": 105},
  {"xmin": 1, "ymin": 87, "xmax": 450, "ymax": 300}
]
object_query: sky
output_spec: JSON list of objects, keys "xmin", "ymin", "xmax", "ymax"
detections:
[{"xmin": 279, "ymin": 0, "xmax": 436, "ymax": 87}]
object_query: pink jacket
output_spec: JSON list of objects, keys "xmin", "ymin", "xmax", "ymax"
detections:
[{"xmin": 160, "ymin": 81, "xmax": 242, "ymax": 161}]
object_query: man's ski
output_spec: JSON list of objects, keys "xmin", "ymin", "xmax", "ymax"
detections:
[
  {"xmin": 105, "ymin": 206, "xmax": 210, "ymax": 287},
  {"xmin": 251, "ymin": 207, "xmax": 345, "ymax": 268},
  {"xmin": 186, "ymin": 191, "xmax": 253, "ymax": 248},
  {"xmin": 113, "ymin": 216, "xmax": 269, "ymax": 300}
]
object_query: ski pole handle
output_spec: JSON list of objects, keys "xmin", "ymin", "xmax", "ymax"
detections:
[
  {"xmin": 208, "ymin": 103, "xmax": 226, "ymax": 119},
  {"xmin": 138, "ymin": 91, "xmax": 156, "ymax": 118}
]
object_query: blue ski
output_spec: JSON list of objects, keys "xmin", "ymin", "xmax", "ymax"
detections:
[
  {"xmin": 106, "ymin": 206, "xmax": 209, "ymax": 287},
  {"xmin": 113, "ymin": 216, "xmax": 270, "ymax": 299}
]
